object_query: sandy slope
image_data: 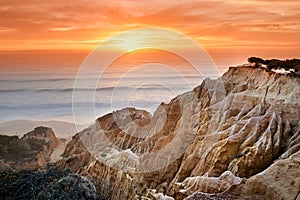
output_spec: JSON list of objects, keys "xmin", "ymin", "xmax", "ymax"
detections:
[
  {"xmin": 0, "ymin": 119, "xmax": 83, "ymax": 138},
  {"xmin": 50, "ymin": 137, "xmax": 72, "ymax": 162}
]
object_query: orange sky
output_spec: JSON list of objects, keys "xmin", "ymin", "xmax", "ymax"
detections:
[{"xmin": 0, "ymin": 0, "xmax": 299, "ymax": 68}]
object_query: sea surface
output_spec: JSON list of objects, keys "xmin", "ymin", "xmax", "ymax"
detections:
[{"xmin": 0, "ymin": 52, "xmax": 224, "ymax": 124}]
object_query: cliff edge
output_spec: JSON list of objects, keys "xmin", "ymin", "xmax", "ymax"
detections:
[
  {"xmin": 0, "ymin": 127, "xmax": 59, "ymax": 170},
  {"xmin": 58, "ymin": 66, "xmax": 300, "ymax": 200}
]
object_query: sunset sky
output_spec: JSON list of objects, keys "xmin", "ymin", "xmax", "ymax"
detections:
[
  {"xmin": 0, "ymin": 0, "xmax": 299, "ymax": 123},
  {"xmin": 0, "ymin": 0, "xmax": 299, "ymax": 69}
]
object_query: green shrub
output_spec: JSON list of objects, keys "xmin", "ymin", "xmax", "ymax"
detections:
[
  {"xmin": 37, "ymin": 175, "xmax": 97, "ymax": 200},
  {"xmin": 0, "ymin": 164, "xmax": 103, "ymax": 199}
]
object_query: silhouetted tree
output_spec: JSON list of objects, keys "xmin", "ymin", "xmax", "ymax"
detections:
[
  {"xmin": 265, "ymin": 59, "xmax": 283, "ymax": 69},
  {"xmin": 264, "ymin": 58, "xmax": 300, "ymax": 71},
  {"xmin": 247, "ymin": 57, "xmax": 300, "ymax": 75},
  {"xmin": 248, "ymin": 57, "xmax": 265, "ymax": 67}
]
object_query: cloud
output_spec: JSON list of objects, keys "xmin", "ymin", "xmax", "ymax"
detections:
[
  {"xmin": 48, "ymin": 26, "xmax": 78, "ymax": 31},
  {"xmin": 0, "ymin": 27, "xmax": 17, "ymax": 33},
  {"xmin": 0, "ymin": 0, "xmax": 299, "ymax": 50}
]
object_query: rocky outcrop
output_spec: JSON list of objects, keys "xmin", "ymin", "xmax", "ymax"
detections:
[
  {"xmin": 224, "ymin": 150, "xmax": 300, "ymax": 200},
  {"xmin": 58, "ymin": 66, "xmax": 300, "ymax": 199},
  {"xmin": 184, "ymin": 150, "xmax": 300, "ymax": 200},
  {"xmin": 172, "ymin": 171, "xmax": 243, "ymax": 199},
  {"xmin": 0, "ymin": 127, "xmax": 59, "ymax": 170},
  {"xmin": 23, "ymin": 126, "xmax": 59, "ymax": 149}
]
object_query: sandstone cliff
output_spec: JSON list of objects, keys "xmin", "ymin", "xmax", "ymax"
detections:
[{"xmin": 58, "ymin": 66, "xmax": 300, "ymax": 200}]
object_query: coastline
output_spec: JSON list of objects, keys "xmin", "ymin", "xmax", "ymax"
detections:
[{"xmin": 0, "ymin": 119, "xmax": 80, "ymax": 138}]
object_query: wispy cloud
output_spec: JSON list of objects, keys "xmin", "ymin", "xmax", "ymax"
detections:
[
  {"xmin": 0, "ymin": 27, "xmax": 17, "ymax": 33},
  {"xmin": 48, "ymin": 26, "xmax": 78, "ymax": 31},
  {"xmin": 0, "ymin": 0, "xmax": 299, "ymax": 50}
]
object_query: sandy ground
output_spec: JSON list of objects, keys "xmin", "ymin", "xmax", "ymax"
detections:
[{"xmin": 50, "ymin": 137, "xmax": 72, "ymax": 162}]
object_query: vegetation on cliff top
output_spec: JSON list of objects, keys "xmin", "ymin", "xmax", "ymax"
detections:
[
  {"xmin": 0, "ymin": 135, "xmax": 47, "ymax": 162},
  {"xmin": 248, "ymin": 57, "xmax": 300, "ymax": 73}
]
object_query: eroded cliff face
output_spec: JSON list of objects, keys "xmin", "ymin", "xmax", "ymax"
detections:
[
  {"xmin": 184, "ymin": 151, "xmax": 300, "ymax": 200},
  {"xmin": 58, "ymin": 66, "xmax": 300, "ymax": 200},
  {"xmin": 23, "ymin": 126, "xmax": 59, "ymax": 150}
]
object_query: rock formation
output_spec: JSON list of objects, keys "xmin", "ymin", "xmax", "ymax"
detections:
[
  {"xmin": 0, "ymin": 126, "xmax": 59, "ymax": 170},
  {"xmin": 58, "ymin": 66, "xmax": 300, "ymax": 200},
  {"xmin": 23, "ymin": 126, "xmax": 59, "ymax": 149},
  {"xmin": 184, "ymin": 151, "xmax": 300, "ymax": 200}
]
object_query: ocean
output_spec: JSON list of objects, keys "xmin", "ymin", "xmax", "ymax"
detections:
[{"xmin": 0, "ymin": 51, "xmax": 224, "ymax": 125}]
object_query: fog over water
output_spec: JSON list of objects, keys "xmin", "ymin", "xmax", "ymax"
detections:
[{"xmin": 0, "ymin": 51, "xmax": 225, "ymax": 124}]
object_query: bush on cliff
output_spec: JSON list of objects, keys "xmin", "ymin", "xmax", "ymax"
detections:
[
  {"xmin": 0, "ymin": 164, "xmax": 103, "ymax": 200},
  {"xmin": 0, "ymin": 134, "xmax": 47, "ymax": 161},
  {"xmin": 248, "ymin": 57, "xmax": 300, "ymax": 72}
]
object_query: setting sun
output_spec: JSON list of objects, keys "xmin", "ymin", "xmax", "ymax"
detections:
[
  {"xmin": 115, "ymin": 35, "xmax": 145, "ymax": 52},
  {"xmin": 100, "ymin": 28, "xmax": 195, "ymax": 53}
]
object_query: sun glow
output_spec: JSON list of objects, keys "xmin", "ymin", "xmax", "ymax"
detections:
[
  {"xmin": 105, "ymin": 30, "xmax": 157, "ymax": 52},
  {"xmin": 103, "ymin": 29, "xmax": 186, "ymax": 53},
  {"xmin": 117, "ymin": 36, "xmax": 144, "ymax": 52}
]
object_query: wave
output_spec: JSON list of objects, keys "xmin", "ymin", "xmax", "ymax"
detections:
[
  {"xmin": 0, "ymin": 78, "xmax": 72, "ymax": 83},
  {"xmin": 0, "ymin": 87, "xmax": 124, "ymax": 93},
  {"xmin": 0, "ymin": 100, "xmax": 162, "ymax": 110},
  {"xmin": 0, "ymin": 89, "xmax": 28, "ymax": 92},
  {"xmin": 0, "ymin": 85, "xmax": 189, "ymax": 93},
  {"xmin": 0, "ymin": 75, "xmax": 201, "ymax": 83},
  {"xmin": 0, "ymin": 102, "xmax": 109, "ymax": 110}
]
